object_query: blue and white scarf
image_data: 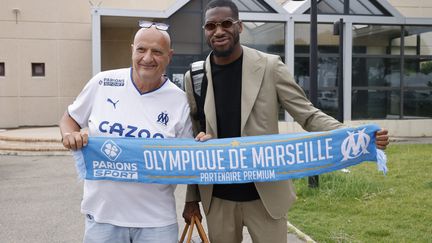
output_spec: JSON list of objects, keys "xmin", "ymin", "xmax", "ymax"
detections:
[{"xmin": 73, "ymin": 124, "xmax": 387, "ymax": 184}]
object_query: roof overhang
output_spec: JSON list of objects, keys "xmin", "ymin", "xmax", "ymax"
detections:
[{"xmin": 286, "ymin": 0, "xmax": 403, "ymax": 18}]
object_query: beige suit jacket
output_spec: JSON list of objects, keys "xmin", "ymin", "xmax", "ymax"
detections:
[{"xmin": 184, "ymin": 46, "xmax": 343, "ymax": 219}]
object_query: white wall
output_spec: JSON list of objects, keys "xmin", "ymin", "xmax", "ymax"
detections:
[
  {"xmin": 387, "ymin": 0, "xmax": 432, "ymax": 18},
  {"xmin": 0, "ymin": 0, "xmax": 92, "ymax": 127}
]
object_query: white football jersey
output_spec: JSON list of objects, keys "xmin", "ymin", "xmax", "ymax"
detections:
[{"xmin": 68, "ymin": 68, "xmax": 193, "ymax": 227}]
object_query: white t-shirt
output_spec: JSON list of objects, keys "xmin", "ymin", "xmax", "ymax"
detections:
[{"xmin": 68, "ymin": 68, "xmax": 193, "ymax": 227}]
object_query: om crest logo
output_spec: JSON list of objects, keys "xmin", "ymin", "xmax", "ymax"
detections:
[
  {"xmin": 157, "ymin": 111, "xmax": 169, "ymax": 126},
  {"xmin": 341, "ymin": 128, "xmax": 370, "ymax": 161},
  {"xmin": 101, "ymin": 140, "xmax": 122, "ymax": 161}
]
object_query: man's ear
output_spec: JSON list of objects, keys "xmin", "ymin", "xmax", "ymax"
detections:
[{"xmin": 168, "ymin": 49, "xmax": 174, "ymax": 62}]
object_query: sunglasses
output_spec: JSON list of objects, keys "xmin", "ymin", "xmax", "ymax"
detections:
[
  {"xmin": 138, "ymin": 20, "xmax": 169, "ymax": 31},
  {"xmin": 203, "ymin": 19, "xmax": 240, "ymax": 31}
]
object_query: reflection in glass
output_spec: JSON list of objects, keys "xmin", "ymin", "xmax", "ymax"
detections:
[
  {"xmin": 295, "ymin": 57, "xmax": 339, "ymax": 89},
  {"xmin": 295, "ymin": 23, "xmax": 340, "ymax": 52},
  {"xmin": 294, "ymin": 57, "xmax": 339, "ymax": 119},
  {"xmin": 241, "ymin": 22, "xmax": 285, "ymax": 57},
  {"xmin": 403, "ymin": 26, "xmax": 432, "ymax": 91},
  {"xmin": 352, "ymin": 57, "xmax": 400, "ymax": 87},
  {"xmin": 405, "ymin": 59, "xmax": 432, "ymax": 87},
  {"xmin": 159, "ymin": 0, "xmax": 206, "ymax": 78},
  {"xmin": 295, "ymin": 57, "xmax": 309, "ymax": 87},
  {"xmin": 317, "ymin": 90, "xmax": 339, "ymax": 118},
  {"xmin": 404, "ymin": 91, "xmax": 432, "ymax": 118},
  {"xmin": 352, "ymin": 25, "xmax": 404, "ymax": 119},
  {"xmin": 352, "ymin": 90, "xmax": 400, "ymax": 119},
  {"xmin": 353, "ymin": 25, "xmax": 401, "ymax": 55},
  {"xmin": 294, "ymin": 23, "xmax": 341, "ymax": 119},
  {"xmin": 241, "ymin": 21, "xmax": 285, "ymax": 120},
  {"xmin": 404, "ymin": 26, "xmax": 432, "ymax": 56}
]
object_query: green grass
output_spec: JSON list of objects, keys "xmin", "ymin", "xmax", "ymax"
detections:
[{"xmin": 288, "ymin": 144, "xmax": 432, "ymax": 243}]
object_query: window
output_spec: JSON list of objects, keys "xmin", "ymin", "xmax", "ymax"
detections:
[
  {"xmin": 241, "ymin": 21, "xmax": 285, "ymax": 119},
  {"xmin": 0, "ymin": 62, "xmax": 4, "ymax": 76},
  {"xmin": 352, "ymin": 24, "xmax": 432, "ymax": 119},
  {"xmin": 294, "ymin": 23, "xmax": 341, "ymax": 118},
  {"xmin": 241, "ymin": 22, "xmax": 285, "ymax": 57},
  {"xmin": 352, "ymin": 25, "xmax": 402, "ymax": 119},
  {"xmin": 352, "ymin": 90, "xmax": 399, "ymax": 119},
  {"xmin": 32, "ymin": 63, "xmax": 45, "ymax": 77},
  {"xmin": 403, "ymin": 26, "xmax": 432, "ymax": 118}
]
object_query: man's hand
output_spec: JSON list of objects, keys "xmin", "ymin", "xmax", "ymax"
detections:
[
  {"xmin": 375, "ymin": 129, "xmax": 389, "ymax": 150},
  {"xmin": 195, "ymin": 132, "xmax": 212, "ymax": 142},
  {"xmin": 182, "ymin": 201, "xmax": 202, "ymax": 224},
  {"xmin": 62, "ymin": 131, "xmax": 88, "ymax": 150}
]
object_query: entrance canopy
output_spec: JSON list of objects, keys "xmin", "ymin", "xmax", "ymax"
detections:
[{"xmin": 91, "ymin": 0, "xmax": 432, "ymax": 121}]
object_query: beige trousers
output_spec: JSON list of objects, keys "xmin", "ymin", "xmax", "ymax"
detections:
[{"xmin": 206, "ymin": 197, "xmax": 288, "ymax": 243}]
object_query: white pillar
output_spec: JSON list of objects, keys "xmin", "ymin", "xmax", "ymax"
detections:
[
  {"xmin": 92, "ymin": 8, "xmax": 101, "ymax": 76},
  {"xmin": 343, "ymin": 21, "xmax": 352, "ymax": 121},
  {"xmin": 285, "ymin": 16, "xmax": 295, "ymax": 122}
]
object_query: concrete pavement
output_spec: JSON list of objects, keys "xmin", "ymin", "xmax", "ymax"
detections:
[
  {"xmin": 0, "ymin": 155, "xmax": 83, "ymax": 242},
  {"xmin": 0, "ymin": 127, "xmax": 312, "ymax": 243}
]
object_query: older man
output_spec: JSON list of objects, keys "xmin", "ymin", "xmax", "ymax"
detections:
[{"xmin": 59, "ymin": 23, "xmax": 192, "ymax": 243}]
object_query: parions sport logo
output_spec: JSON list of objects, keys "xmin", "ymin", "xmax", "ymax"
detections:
[
  {"xmin": 92, "ymin": 140, "xmax": 138, "ymax": 179},
  {"xmin": 341, "ymin": 128, "xmax": 370, "ymax": 161},
  {"xmin": 101, "ymin": 140, "xmax": 122, "ymax": 161},
  {"xmin": 98, "ymin": 78, "xmax": 125, "ymax": 86}
]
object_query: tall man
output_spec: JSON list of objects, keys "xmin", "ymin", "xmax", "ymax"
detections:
[
  {"xmin": 182, "ymin": 1, "xmax": 389, "ymax": 242},
  {"xmin": 60, "ymin": 23, "xmax": 193, "ymax": 243}
]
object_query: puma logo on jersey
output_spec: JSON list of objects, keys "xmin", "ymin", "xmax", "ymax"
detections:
[{"xmin": 107, "ymin": 98, "xmax": 119, "ymax": 109}]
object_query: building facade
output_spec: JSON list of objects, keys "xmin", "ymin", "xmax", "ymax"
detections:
[{"xmin": 1, "ymin": 0, "xmax": 431, "ymax": 136}]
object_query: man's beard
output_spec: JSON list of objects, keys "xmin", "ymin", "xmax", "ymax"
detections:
[{"xmin": 208, "ymin": 34, "xmax": 240, "ymax": 57}]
